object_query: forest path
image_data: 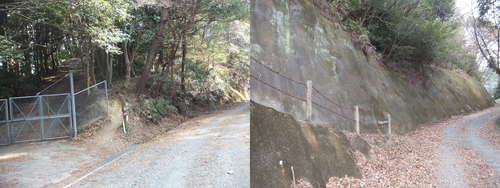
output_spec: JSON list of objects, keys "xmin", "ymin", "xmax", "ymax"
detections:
[{"xmin": 435, "ymin": 107, "xmax": 500, "ymax": 187}]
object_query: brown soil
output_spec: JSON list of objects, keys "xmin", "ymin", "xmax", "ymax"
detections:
[
  {"xmin": 0, "ymin": 153, "xmax": 35, "ymax": 163},
  {"xmin": 33, "ymin": 59, "xmax": 249, "ymax": 187},
  {"xmin": 0, "ymin": 179, "xmax": 21, "ymax": 187},
  {"xmin": 45, "ymin": 99, "xmax": 247, "ymax": 188},
  {"xmin": 0, "ymin": 165, "xmax": 17, "ymax": 174},
  {"xmin": 310, "ymin": 105, "xmax": 500, "ymax": 188}
]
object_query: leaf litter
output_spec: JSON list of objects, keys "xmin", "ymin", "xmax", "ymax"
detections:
[{"xmin": 290, "ymin": 105, "xmax": 500, "ymax": 188}]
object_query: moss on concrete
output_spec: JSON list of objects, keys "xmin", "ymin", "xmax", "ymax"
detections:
[
  {"xmin": 251, "ymin": 0, "xmax": 494, "ymax": 136},
  {"xmin": 250, "ymin": 101, "xmax": 360, "ymax": 187}
]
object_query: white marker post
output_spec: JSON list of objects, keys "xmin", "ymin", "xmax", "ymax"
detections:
[
  {"xmin": 355, "ymin": 106, "xmax": 359, "ymax": 135},
  {"xmin": 306, "ymin": 80, "xmax": 312, "ymax": 123},
  {"xmin": 388, "ymin": 114, "xmax": 391, "ymax": 139}
]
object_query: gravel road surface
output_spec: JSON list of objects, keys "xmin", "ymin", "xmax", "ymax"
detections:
[
  {"xmin": 436, "ymin": 108, "xmax": 500, "ymax": 187},
  {"xmin": 68, "ymin": 103, "xmax": 250, "ymax": 188}
]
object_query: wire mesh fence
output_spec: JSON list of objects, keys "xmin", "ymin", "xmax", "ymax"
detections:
[
  {"xmin": 9, "ymin": 96, "xmax": 42, "ymax": 142},
  {"xmin": 41, "ymin": 94, "xmax": 73, "ymax": 140},
  {"xmin": 9, "ymin": 94, "xmax": 73, "ymax": 143},
  {"xmin": 74, "ymin": 80, "xmax": 108, "ymax": 129},
  {"xmin": 0, "ymin": 72, "xmax": 108, "ymax": 145},
  {"xmin": 0, "ymin": 99, "xmax": 9, "ymax": 145}
]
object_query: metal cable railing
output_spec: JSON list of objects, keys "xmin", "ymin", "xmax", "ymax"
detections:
[{"xmin": 251, "ymin": 56, "xmax": 386, "ymax": 130}]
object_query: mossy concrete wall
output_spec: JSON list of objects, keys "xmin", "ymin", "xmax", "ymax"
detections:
[
  {"xmin": 250, "ymin": 101, "xmax": 360, "ymax": 187},
  {"xmin": 250, "ymin": 0, "xmax": 494, "ymax": 134}
]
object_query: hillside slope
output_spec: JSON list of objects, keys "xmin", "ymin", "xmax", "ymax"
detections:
[{"xmin": 250, "ymin": 0, "xmax": 493, "ymax": 134}]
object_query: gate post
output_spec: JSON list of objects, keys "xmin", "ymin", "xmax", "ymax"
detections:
[
  {"xmin": 70, "ymin": 72, "xmax": 77, "ymax": 137},
  {"xmin": 40, "ymin": 95, "xmax": 44, "ymax": 140},
  {"xmin": 306, "ymin": 80, "xmax": 312, "ymax": 123},
  {"xmin": 105, "ymin": 80, "xmax": 109, "ymax": 116},
  {"xmin": 9, "ymin": 99, "xmax": 13, "ymax": 143},
  {"xmin": 3, "ymin": 100, "xmax": 10, "ymax": 145}
]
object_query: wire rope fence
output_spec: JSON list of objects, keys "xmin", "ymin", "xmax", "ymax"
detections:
[{"xmin": 251, "ymin": 56, "xmax": 391, "ymax": 135}]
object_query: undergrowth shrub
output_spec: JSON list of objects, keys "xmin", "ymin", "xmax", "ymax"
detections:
[
  {"xmin": 137, "ymin": 95, "xmax": 178, "ymax": 123},
  {"xmin": 310, "ymin": 0, "xmax": 482, "ymax": 83}
]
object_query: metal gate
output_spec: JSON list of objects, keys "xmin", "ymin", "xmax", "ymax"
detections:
[
  {"xmin": 0, "ymin": 72, "xmax": 108, "ymax": 146},
  {"xmin": 9, "ymin": 94, "xmax": 73, "ymax": 143},
  {"xmin": 0, "ymin": 99, "xmax": 9, "ymax": 145}
]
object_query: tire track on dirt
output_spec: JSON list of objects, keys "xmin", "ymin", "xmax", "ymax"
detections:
[{"xmin": 69, "ymin": 103, "xmax": 249, "ymax": 188}]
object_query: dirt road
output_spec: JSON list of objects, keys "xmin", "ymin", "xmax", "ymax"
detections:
[
  {"xmin": 66, "ymin": 102, "xmax": 250, "ymax": 188},
  {"xmin": 325, "ymin": 105, "xmax": 500, "ymax": 187},
  {"xmin": 436, "ymin": 107, "xmax": 500, "ymax": 187}
]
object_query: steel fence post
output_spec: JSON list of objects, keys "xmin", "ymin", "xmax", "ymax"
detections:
[
  {"xmin": 4, "ymin": 100, "xmax": 9, "ymax": 145},
  {"xmin": 9, "ymin": 99, "xmax": 13, "ymax": 143},
  {"xmin": 40, "ymin": 95, "xmax": 44, "ymax": 140},
  {"xmin": 70, "ymin": 72, "xmax": 77, "ymax": 137},
  {"xmin": 105, "ymin": 80, "xmax": 109, "ymax": 116},
  {"xmin": 68, "ymin": 93, "xmax": 72, "ymax": 138}
]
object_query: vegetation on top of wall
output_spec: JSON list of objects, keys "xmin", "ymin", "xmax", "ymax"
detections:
[{"xmin": 310, "ymin": 0, "xmax": 481, "ymax": 83}]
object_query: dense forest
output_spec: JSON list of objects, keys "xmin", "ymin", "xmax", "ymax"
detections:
[{"xmin": 0, "ymin": 0, "xmax": 249, "ymax": 118}]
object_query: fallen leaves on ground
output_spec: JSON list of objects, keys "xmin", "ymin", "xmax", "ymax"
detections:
[
  {"xmin": 291, "ymin": 106, "xmax": 500, "ymax": 188},
  {"xmin": 454, "ymin": 144, "xmax": 496, "ymax": 187},
  {"xmin": 478, "ymin": 113, "xmax": 500, "ymax": 151},
  {"xmin": 325, "ymin": 115, "xmax": 461, "ymax": 187}
]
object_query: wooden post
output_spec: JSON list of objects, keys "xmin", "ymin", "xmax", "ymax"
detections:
[
  {"xmin": 388, "ymin": 114, "xmax": 391, "ymax": 138},
  {"xmin": 355, "ymin": 106, "xmax": 359, "ymax": 135},
  {"xmin": 306, "ymin": 80, "xmax": 312, "ymax": 123}
]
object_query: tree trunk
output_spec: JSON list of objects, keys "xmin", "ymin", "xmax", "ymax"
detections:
[
  {"xmin": 90, "ymin": 50, "xmax": 96, "ymax": 86},
  {"xmin": 128, "ymin": 44, "xmax": 135, "ymax": 77},
  {"xmin": 180, "ymin": 0, "xmax": 196, "ymax": 93},
  {"xmin": 155, "ymin": 50, "xmax": 163, "ymax": 73},
  {"xmin": 181, "ymin": 36, "xmax": 187, "ymax": 93},
  {"xmin": 43, "ymin": 49, "xmax": 49, "ymax": 76},
  {"xmin": 117, "ymin": 53, "xmax": 124, "ymax": 77},
  {"xmin": 51, "ymin": 52, "xmax": 55, "ymax": 75},
  {"xmin": 24, "ymin": 50, "xmax": 31, "ymax": 76},
  {"xmin": 123, "ymin": 41, "xmax": 131, "ymax": 88},
  {"xmin": 136, "ymin": 3, "xmax": 170, "ymax": 96},
  {"xmin": 85, "ymin": 50, "xmax": 91, "ymax": 91},
  {"xmin": 106, "ymin": 52, "xmax": 112, "ymax": 85}
]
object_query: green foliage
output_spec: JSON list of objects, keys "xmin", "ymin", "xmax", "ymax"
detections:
[
  {"xmin": 184, "ymin": 59, "xmax": 212, "ymax": 93},
  {"xmin": 493, "ymin": 79, "xmax": 500, "ymax": 100},
  {"xmin": 0, "ymin": 0, "xmax": 249, "ymax": 107},
  {"xmin": 137, "ymin": 95, "xmax": 178, "ymax": 123},
  {"xmin": 345, "ymin": 0, "xmax": 462, "ymax": 70},
  {"xmin": 428, "ymin": 0, "xmax": 455, "ymax": 21},
  {"xmin": 0, "ymin": 36, "xmax": 22, "ymax": 61}
]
